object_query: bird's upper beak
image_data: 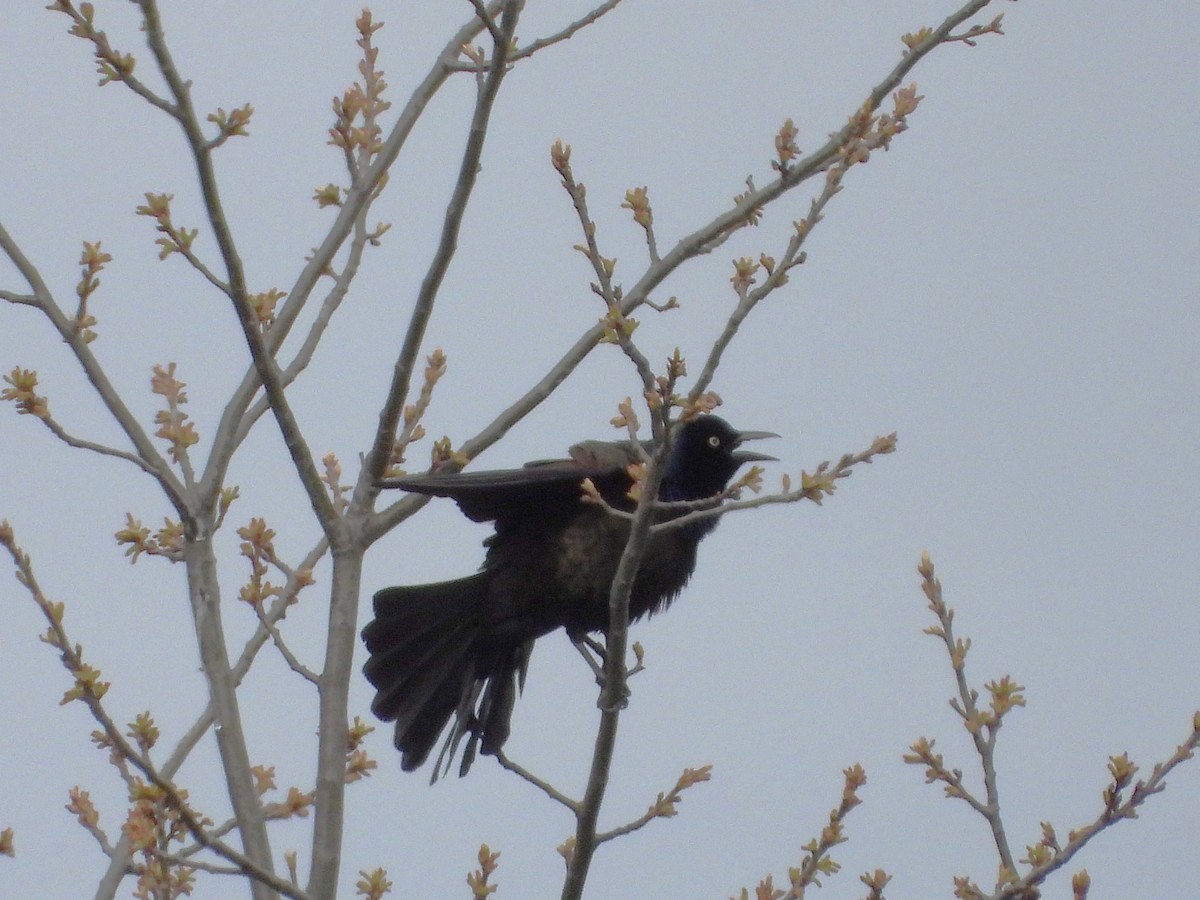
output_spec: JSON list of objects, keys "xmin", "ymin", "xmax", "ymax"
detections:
[{"xmin": 732, "ymin": 429, "xmax": 779, "ymax": 464}]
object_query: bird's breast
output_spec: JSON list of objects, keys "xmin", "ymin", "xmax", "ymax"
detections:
[{"xmin": 548, "ymin": 508, "xmax": 701, "ymax": 632}]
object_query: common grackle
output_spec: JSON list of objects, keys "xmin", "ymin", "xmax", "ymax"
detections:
[{"xmin": 362, "ymin": 415, "xmax": 777, "ymax": 780}]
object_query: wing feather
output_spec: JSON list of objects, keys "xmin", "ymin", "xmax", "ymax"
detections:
[{"xmin": 386, "ymin": 440, "xmax": 644, "ymax": 522}]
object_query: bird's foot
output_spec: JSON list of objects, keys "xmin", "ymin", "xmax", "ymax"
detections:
[{"xmin": 597, "ymin": 681, "xmax": 631, "ymax": 712}]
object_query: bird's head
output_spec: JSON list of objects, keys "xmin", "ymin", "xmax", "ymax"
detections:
[{"xmin": 661, "ymin": 415, "xmax": 778, "ymax": 501}]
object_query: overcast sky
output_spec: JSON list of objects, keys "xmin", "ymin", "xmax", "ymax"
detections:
[{"xmin": 2, "ymin": 1, "xmax": 1198, "ymax": 897}]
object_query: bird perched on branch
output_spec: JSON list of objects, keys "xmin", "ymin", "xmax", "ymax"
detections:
[{"xmin": 362, "ymin": 414, "xmax": 777, "ymax": 780}]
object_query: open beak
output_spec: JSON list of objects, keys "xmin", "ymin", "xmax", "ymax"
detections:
[{"xmin": 732, "ymin": 429, "xmax": 780, "ymax": 464}]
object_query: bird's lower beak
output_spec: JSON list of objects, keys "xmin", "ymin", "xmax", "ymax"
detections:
[{"xmin": 732, "ymin": 429, "xmax": 780, "ymax": 463}]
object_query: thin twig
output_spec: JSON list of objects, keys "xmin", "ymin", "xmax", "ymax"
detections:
[
  {"xmin": 38, "ymin": 415, "xmax": 168, "ymax": 478},
  {"xmin": 495, "ymin": 751, "xmax": 580, "ymax": 812},
  {"xmin": 232, "ymin": 204, "xmax": 374, "ymax": 448},
  {"xmin": 0, "ymin": 222, "xmax": 189, "ymax": 513},
  {"xmin": 595, "ymin": 765, "xmax": 711, "ymax": 844},
  {"xmin": 252, "ymin": 600, "xmax": 319, "ymax": 685},
  {"xmin": 156, "ymin": 222, "xmax": 232, "ymax": 297},
  {"xmin": 48, "ymin": 0, "xmax": 182, "ymax": 119},
  {"xmin": 994, "ymin": 719, "xmax": 1200, "ymax": 898},
  {"xmin": 579, "ymin": 434, "xmax": 896, "ymax": 534},
  {"xmin": 920, "ymin": 557, "xmax": 1017, "ymax": 873},
  {"xmin": 451, "ymin": 0, "xmax": 626, "ymax": 70},
  {"xmin": 688, "ymin": 158, "xmax": 842, "ymax": 405},
  {"xmin": 555, "ymin": 151, "xmax": 658, "ymax": 396},
  {"xmin": 617, "ymin": 0, "xmax": 1002, "ymax": 321},
  {"xmin": 0, "ymin": 290, "xmax": 38, "ymax": 305},
  {"xmin": 172, "ymin": 813, "xmax": 241, "ymax": 859},
  {"xmin": 155, "ymin": 854, "xmax": 242, "ymax": 877}
]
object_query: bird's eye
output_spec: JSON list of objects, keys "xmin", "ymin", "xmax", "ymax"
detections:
[{"xmin": 707, "ymin": 435, "xmax": 721, "ymax": 448}]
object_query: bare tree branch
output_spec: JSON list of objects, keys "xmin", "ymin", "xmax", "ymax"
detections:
[
  {"xmin": 0, "ymin": 524, "xmax": 311, "ymax": 900},
  {"xmin": 232, "ymin": 206, "xmax": 376, "ymax": 449},
  {"xmin": 48, "ymin": 0, "xmax": 182, "ymax": 120},
  {"xmin": 304, "ymin": 6, "xmax": 525, "ymax": 894},
  {"xmin": 733, "ymin": 765, "xmax": 873, "ymax": 900},
  {"xmin": 92, "ymin": 535, "xmax": 327, "ymax": 900},
  {"xmin": 468, "ymin": 0, "xmax": 505, "ymax": 46},
  {"xmin": 618, "ymin": 0, "xmax": 1002, "ymax": 319},
  {"xmin": 687, "ymin": 156, "xmax": 843, "ymax": 404},
  {"xmin": 372, "ymin": 2, "xmax": 993, "ymax": 542},
  {"xmin": 356, "ymin": 2, "xmax": 523, "ymax": 502},
  {"xmin": 35, "ymin": 412, "xmax": 168, "ymax": 477},
  {"xmin": 204, "ymin": 8, "xmax": 501, "ymax": 508},
  {"xmin": 138, "ymin": 1, "xmax": 341, "ymax": 539},
  {"xmin": 910, "ymin": 553, "xmax": 1200, "ymax": 899},
  {"xmin": 595, "ymin": 765, "xmax": 711, "ymax": 845},
  {"xmin": 495, "ymin": 751, "xmax": 580, "ymax": 812},
  {"xmin": 555, "ymin": 147, "xmax": 659, "ymax": 396},
  {"xmin": 451, "ymin": 0, "xmax": 627, "ymax": 69},
  {"xmin": 252, "ymin": 600, "xmax": 320, "ymax": 685},
  {"xmin": 0, "ymin": 223, "xmax": 189, "ymax": 513},
  {"xmin": 560, "ymin": 431, "xmax": 672, "ymax": 900},
  {"xmin": 916, "ymin": 553, "xmax": 1019, "ymax": 875},
  {"xmin": 992, "ymin": 718, "xmax": 1200, "ymax": 899}
]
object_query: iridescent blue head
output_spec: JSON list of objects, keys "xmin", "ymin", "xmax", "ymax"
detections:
[{"xmin": 660, "ymin": 415, "xmax": 778, "ymax": 502}]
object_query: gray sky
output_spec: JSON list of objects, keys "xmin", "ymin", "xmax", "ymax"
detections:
[{"xmin": 2, "ymin": 1, "xmax": 1198, "ymax": 897}]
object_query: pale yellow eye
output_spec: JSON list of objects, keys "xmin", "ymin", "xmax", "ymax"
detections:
[{"xmin": 707, "ymin": 435, "xmax": 721, "ymax": 448}]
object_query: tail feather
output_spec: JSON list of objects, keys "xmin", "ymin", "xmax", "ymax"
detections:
[
  {"xmin": 479, "ymin": 639, "xmax": 531, "ymax": 755},
  {"xmin": 362, "ymin": 573, "xmax": 532, "ymax": 780},
  {"xmin": 367, "ymin": 613, "xmax": 475, "ymax": 723},
  {"xmin": 438, "ymin": 641, "xmax": 529, "ymax": 779}
]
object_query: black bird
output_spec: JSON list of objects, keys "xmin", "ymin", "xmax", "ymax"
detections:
[{"xmin": 362, "ymin": 415, "xmax": 777, "ymax": 780}]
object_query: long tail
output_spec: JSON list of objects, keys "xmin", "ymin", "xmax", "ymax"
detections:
[{"xmin": 362, "ymin": 574, "xmax": 529, "ymax": 780}]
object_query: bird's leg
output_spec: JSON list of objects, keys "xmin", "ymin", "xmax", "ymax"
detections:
[
  {"xmin": 579, "ymin": 634, "xmax": 607, "ymax": 661},
  {"xmin": 571, "ymin": 636, "xmax": 606, "ymax": 686}
]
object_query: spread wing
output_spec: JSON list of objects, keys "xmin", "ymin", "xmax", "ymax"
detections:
[{"xmin": 386, "ymin": 439, "xmax": 646, "ymax": 523}]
